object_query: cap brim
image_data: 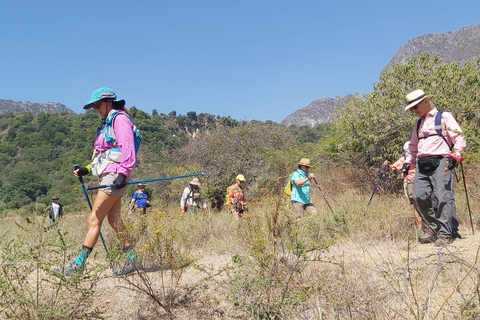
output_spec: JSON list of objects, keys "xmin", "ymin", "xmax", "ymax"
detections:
[{"xmin": 83, "ymin": 99, "xmax": 125, "ymax": 110}]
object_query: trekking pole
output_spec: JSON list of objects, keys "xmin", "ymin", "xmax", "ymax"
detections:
[
  {"xmin": 363, "ymin": 165, "xmax": 387, "ymax": 216},
  {"xmin": 73, "ymin": 165, "xmax": 109, "ymax": 255},
  {"xmin": 86, "ymin": 172, "xmax": 205, "ymax": 190},
  {"xmin": 312, "ymin": 178, "xmax": 334, "ymax": 214},
  {"xmin": 460, "ymin": 162, "xmax": 474, "ymax": 234}
]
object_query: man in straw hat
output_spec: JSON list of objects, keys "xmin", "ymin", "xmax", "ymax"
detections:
[
  {"xmin": 403, "ymin": 89, "xmax": 466, "ymax": 247},
  {"xmin": 181, "ymin": 177, "xmax": 207, "ymax": 213},
  {"xmin": 129, "ymin": 182, "xmax": 151, "ymax": 215},
  {"xmin": 289, "ymin": 158, "xmax": 316, "ymax": 218}
]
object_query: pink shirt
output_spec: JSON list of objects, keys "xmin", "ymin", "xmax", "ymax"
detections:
[
  {"xmin": 91, "ymin": 111, "xmax": 136, "ymax": 178},
  {"xmin": 405, "ymin": 108, "xmax": 466, "ymax": 163},
  {"xmin": 392, "ymin": 157, "xmax": 415, "ymax": 184}
]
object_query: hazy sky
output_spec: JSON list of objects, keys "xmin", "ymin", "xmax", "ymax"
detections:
[{"xmin": 1, "ymin": 0, "xmax": 479, "ymax": 122}]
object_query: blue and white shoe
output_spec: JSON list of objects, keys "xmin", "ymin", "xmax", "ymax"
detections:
[{"xmin": 114, "ymin": 259, "xmax": 142, "ymax": 277}]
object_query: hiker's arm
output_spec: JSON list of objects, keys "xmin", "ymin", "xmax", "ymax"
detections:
[
  {"xmin": 444, "ymin": 112, "xmax": 466, "ymax": 157},
  {"xmin": 113, "ymin": 114, "xmax": 136, "ymax": 178},
  {"xmin": 294, "ymin": 176, "xmax": 310, "ymax": 186}
]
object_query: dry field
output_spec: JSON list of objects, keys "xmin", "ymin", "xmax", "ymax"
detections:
[{"xmin": 1, "ymin": 165, "xmax": 480, "ymax": 319}]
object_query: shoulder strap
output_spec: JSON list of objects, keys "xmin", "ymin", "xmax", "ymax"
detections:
[
  {"xmin": 416, "ymin": 111, "xmax": 452, "ymax": 150},
  {"xmin": 104, "ymin": 110, "xmax": 134, "ymax": 145},
  {"xmin": 435, "ymin": 111, "xmax": 452, "ymax": 149}
]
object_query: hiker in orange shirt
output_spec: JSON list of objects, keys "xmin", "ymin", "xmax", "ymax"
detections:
[{"xmin": 228, "ymin": 175, "xmax": 246, "ymax": 221}]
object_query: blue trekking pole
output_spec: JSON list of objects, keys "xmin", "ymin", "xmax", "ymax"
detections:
[
  {"xmin": 363, "ymin": 165, "xmax": 387, "ymax": 216},
  {"xmin": 86, "ymin": 172, "xmax": 205, "ymax": 190},
  {"xmin": 73, "ymin": 165, "xmax": 110, "ymax": 256}
]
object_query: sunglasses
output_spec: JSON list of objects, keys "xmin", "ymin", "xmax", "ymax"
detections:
[
  {"xmin": 411, "ymin": 100, "xmax": 422, "ymax": 111},
  {"xmin": 92, "ymin": 101, "xmax": 103, "ymax": 110}
]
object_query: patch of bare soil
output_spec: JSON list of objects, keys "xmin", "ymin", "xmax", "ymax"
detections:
[{"xmin": 87, "ymin": 229, "xmax": 480, "ymax": 319}]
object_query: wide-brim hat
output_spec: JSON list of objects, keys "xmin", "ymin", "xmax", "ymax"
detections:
[
  {"xmin": 189, "ymin": 177, "xmax": 201, "ymax": 186},
  {"xmin": 84, "ymin": 87, "xmax": 126, "ymax": 109},
  {"xmin": 405, "ymin": 89, "xmax": 432, "ymax": 111},
  {"xmin": 298, "ymin": 158, "xmax": 311, "ymax": 167},
  {"xmin": 51, "ymin": 195, "xmax": 59, "ymax": 200}
]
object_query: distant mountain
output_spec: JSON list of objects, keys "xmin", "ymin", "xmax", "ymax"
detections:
[
  {"xmin": 0, "ymin": 99, "xmax": 76, "ymax": 115},
  {"xmin": 281, "ymin": 96, "xmax": 352, "ymax": 127},
  {"xmin": 384, "ymin": 24, "xmax": 480, "ymax": 70},
  {"xmin": 283, "ymin": 24, "xmax": 480, "ymax": 127}
]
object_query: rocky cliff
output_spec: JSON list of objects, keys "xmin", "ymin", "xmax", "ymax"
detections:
[{"xmin": 0, "ymin": 99, "xmax": 76, "ymax": 115}]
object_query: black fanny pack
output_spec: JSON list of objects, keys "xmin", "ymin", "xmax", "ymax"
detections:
[{"xmin": 417, "ymin": 156, "xmax": 443, "ymax": 173}]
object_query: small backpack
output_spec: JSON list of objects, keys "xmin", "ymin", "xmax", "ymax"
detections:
[
  {"xmin": 284, "ymin": 173, "xmax": 294, "ymax": 197},
  {"xmin": 225, "ymin": 185, "xmax": 232, "ymax": 206},
  {"xmin": 102, "ymin": 110, "xmax": 142, "ymax": 166}
]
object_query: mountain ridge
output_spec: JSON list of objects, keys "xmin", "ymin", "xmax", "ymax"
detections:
[
  {"xmin": 0, "ymin": 99, "xmax": 76, "ymax": 115},
  {"xmin": 282, "ymin": 23, "xmax": 480, "ymax": 127}
]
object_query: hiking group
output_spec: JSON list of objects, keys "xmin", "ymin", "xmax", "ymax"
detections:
[{"xmin": 55, "ymin": 86, "xmax": 466, "ymax": 277}]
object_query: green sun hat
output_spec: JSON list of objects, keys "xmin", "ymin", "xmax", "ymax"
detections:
[{"xmin": 84, "ymin": 87, "xmax": 126, "ymax": 109}]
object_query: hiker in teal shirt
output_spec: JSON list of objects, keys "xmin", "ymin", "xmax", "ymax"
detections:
[{"xmin": 290, "ymin": 158, "xmax": 316, "ymax": 218}]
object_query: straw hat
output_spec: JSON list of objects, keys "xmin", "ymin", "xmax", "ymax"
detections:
[
  {"xmin": 298, "ymin": 158, "xmax": 311, "ymax": 167},
  {"xmin": 405, "ymin": 89, "xmax": 431, "ymax": 111},
  {"xmin": 189, "ymin": 177, "xmax": 201, "ymax": 186}
]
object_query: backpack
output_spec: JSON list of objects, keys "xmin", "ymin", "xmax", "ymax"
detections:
[
  {"xmin": 284, "ymin": 173, "xmax": 294, "ymax": 197},
  {"xmin": 102, "ymin": 110, "xmax": 142, "ymax": 166},
  {"xmin": 225, "ymin": 185, "xmax": 232, "ymax": 206},
  {"xmin": 416, "ymin": 110, "xmax": 452, "ymax": 150}
]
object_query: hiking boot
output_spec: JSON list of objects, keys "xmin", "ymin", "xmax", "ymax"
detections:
[
  {"xmin": 434, "ymin": 236, "xmax": 452, "ymax": 247},
  {"xmin": 52, "ymin": 261, "xmax": 84, "ymax": 277},
  {"xmin": 419, "ymin": 231, "xmax": 437, "ymax": 244},
  {"xmin": 115, "ymin": 259, "xmax": 142, "ymax": 277},
  {"xmin": 452, "ymin": 231, "xmax": 462, "ymax": 239}
]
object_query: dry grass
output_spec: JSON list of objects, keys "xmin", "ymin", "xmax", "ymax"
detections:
[{"xmin": 1, "ymin": 163, "xmax": 480, "ymax": 319}]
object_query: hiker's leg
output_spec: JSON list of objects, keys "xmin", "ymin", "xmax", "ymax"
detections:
[
  {"xmin": 407, "ymin": 183, "xmax": 422, "ymax": 229},
  {"xmin": 83, "ymin": 191, "xmax": 119, "ymax": 247},
  {"xmin": 68, "ymin": 191, "xmax": 117, "ymax": 270},
  {"xmin": 106, "ymin": 195, "xmax": 130, "ymax": 246},
  {"xmin": 413, "ymin": 171, "xmax": 437, "ymax": 233},
  {"xmin": 431, "ymin": 160, "xmax": 454, "ymax": 237},
  {"xmin": 292, "ymin": 201, "xmax": 304, "ymax": 219},
  {"xmin": 304, "ymin": 203, "xmax": 316, "ymax": 214}
]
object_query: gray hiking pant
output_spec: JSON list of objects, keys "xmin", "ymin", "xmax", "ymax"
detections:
[{"xmin": 413, "ymin": 157, "xmax": 454, "ymax": 237}]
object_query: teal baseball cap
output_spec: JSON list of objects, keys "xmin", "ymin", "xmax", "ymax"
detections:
[{"xmin": 84, "ymin": 87, "xmax": 126, "ymax": 109}]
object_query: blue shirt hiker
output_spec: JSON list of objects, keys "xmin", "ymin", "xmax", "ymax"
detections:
[
  {"xmin": 129, "ymin": 183, "xmax": 151, "ymax": 214},
  {"xmin": 290, "ymin": 158, "xmax": 317, "ymax": 218}
]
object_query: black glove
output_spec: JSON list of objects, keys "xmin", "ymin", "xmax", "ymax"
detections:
[
  {"xmin": 445, "ymin": 154, "xmax": 462, "ymax": 171},
  {"xmin": 401, "ymin": 163, "xmax": 411, "ymax": 175},
  {"xmin": 113, "ymin": 174, "xmax": 127, "ymax": 189},
  {"xmin": 77, "ymin": 167, "xmax": 90, "ymax": 176}
]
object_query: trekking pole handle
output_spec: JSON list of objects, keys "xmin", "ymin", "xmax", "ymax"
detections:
[{"xmin": 73, "ymin": 164, "xmax": 84, "ymax": 184}]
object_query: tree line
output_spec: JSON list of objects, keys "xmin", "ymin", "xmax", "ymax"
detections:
[{"xmin": 1, "ymin": 53, "xmax": 479, "ymax": 212}]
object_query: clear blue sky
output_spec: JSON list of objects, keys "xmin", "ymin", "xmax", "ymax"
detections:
[{"xmin": 1, "ymin": 1, "xmax": 479, "ymax": 123}]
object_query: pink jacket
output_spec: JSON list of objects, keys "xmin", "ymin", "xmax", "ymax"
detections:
[{"xmin": 92, "ymin": 111, "xmax": 136, "ymax": 178}]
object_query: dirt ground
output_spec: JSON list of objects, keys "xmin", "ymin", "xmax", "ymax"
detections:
[{"xmin": 85, "ymin": 227, "xmax": 480, "ymax": 319}]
